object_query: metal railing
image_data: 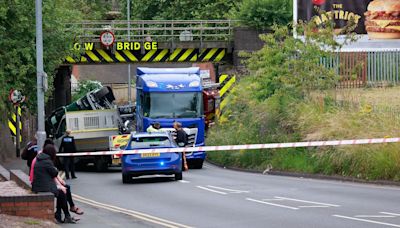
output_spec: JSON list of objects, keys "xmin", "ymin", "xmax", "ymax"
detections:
[
  {"xmin": 321, "ymin": 50, "xmax": 400, "ymax": 88},
  {"xmin": 66, "ymin": 20, "xmax": 235, "ymax": 44}
]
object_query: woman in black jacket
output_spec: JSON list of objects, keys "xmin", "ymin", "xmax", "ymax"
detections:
[{"xmin": 32, "ymin": 145, "xmax": 78, "ymax": 224}]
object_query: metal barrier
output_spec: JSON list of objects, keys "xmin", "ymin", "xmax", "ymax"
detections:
[
  {"xmin": 66, "ymin": 20, "xmax": 235, "ymax": 43},
  {"xmin": 321, "ymin": 50, "xmax": 400, "ymax": 88}
]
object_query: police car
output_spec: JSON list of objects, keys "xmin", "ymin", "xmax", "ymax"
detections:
[{"xmin": 121, "ymin": 132, "xmax": 183, "ymax": 183}]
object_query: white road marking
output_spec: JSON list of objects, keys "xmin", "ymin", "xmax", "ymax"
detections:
[
  {"xmin": 73, "ymin": 194, "xmax": 192, "ymax": 228},
  {"xmin": 298, "ymin": 205, "xmax": 330, "ymax": 208},
  {"xmin": 178, "ymin": 180, "xmax": 190, "ymax": 183},
  {"xmin": 275, "ymin": 196, "xmax": 340, "ymax": 207},
  {"xmin": 246, "ymin": 198, "xmax": 299, "ymax": 210},
  {"xmin": 355, "ymin": 215, "xmax": 396, "ymax": 218},
  {"xmin": 262, "ymin": 198, "xmax": 285, "ymax": 201},
  {"xmin": 206, "ymin": 185, "xmax": 249, "ymax": 193},
  {"xmin": 381, "ymin": 212, "xmax": 400, "ymax": 216},
  {"xmin": 196, "ymin": 186, "xmax": 227, "ymax": 195},
  {"xmin": 333, "ymin": 215, "xmax": 400, "ymax": 227}
]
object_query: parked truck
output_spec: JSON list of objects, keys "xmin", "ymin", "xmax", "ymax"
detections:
[
  {"xmin": 135, "ymin": 67, "xmax": 206, "ymax": 169},
  {"xmin": 45, "ymin": 86, "xmax": 135, "ymax": 171}
]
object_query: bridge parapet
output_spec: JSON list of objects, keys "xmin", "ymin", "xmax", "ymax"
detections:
[
  {"xmin": 68, "ymin": 20, "xmax": 234, "ymax": 50},
  {"xmin": 66, "ymin": 20, "xmax": 235, "ymax": 64}
]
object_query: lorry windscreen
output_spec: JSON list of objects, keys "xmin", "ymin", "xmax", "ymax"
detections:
[{"xmin": 143, "ymin": 92, "xmax": 202, "ymax": 118}]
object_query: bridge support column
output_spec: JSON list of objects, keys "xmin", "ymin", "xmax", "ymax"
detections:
[{"xmin": 46, "ymin": 66, "xmax": 71, "ymax": 114}]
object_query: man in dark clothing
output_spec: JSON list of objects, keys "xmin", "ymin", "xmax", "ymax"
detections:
[
  {"xmin": 173, "ymin": 122, "xmax": 188, "ymax": 171},
  {"xmin": 21, "ymin": 136, "xmax": 38, "ymax": 168},
  {"xmin": 58, "ymin": 130, "xmax": 77, "ymax": 179}
]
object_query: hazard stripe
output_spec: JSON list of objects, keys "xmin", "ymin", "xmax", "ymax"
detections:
[
  {"xmin": 66, "ymin": 48, "xmax": 225, "ymax": 63},
  {"xmin": 66, "ymin": 56, "xmax": 76, "ymax": 64},
  {"xmin": 123, "ymin": 50, "xmax": 138, "ymax": 61},
  {"xmin": 213, "ymin": 49, "xmax": 225, "ymax": 62},
  {"xmin": 169, "ymin": 48, "xmax": 182, "ymax": 61},
  {"xmin": 220, "ymin": 76, "xmax": 236, "ymax": 97},
  {"xmin": 141, "ymin": 49, "xmax": 157, "ymax": 62},
  {"xmin": 8, "ymin": 119, "xmax": 16, "ymax": 136},
  {"xmin": 81, "ymin": 56, "xmax": 88, "ymax": 63},
  {"xmin": 115, "ymin": 51, "xmax": 127, "ymax": 62},
  {"xmin": 86, "ymin": 51, "xmax": 101, "ymax": 62},
  {"xmin": 153, "ymin": 49, "xmax": 169, "ymax": 62},
  {"xmin": 219, "ymin": 74, "xmax": 228, "ymax": 84},
  {"xmin": 97, "ymin": 49, "xmax": 114, "ymax": 63},
  {"xmin": 190, "ymin": 53, "xmax": 198, "ymax": 61},
  {"xmin": 178, "ymin": 49, "xmax": 194, "ymax": 62},
  {"xmin": 220, "ymin": 97, "xmax": 228, "ymax": 110},
  {"xmin": 178, "ymin": 48, "xmax": 197, "ymax": 62},
  {"xmin": 142, "ymin": 49, "xmax": 170, "ymax": 62},
  {"xmin": 203, "ymin": 49, "xmax": 217, "ymax": 61}
]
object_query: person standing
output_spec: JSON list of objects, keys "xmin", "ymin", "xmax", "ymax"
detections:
[
  {"xmin": 173, "ymin": 122, "xmax": 189, "ymax": 171},
  {"xmin": 146, "ymin": 122, "xmax": 161, "ymax": 133},
  {"xmin": 59, "ymin": 130, "xmax": 77, "ymax": 179},
  {"xmin": 21, "ymin": 134, "xmax": 38, "ymax": 168}
]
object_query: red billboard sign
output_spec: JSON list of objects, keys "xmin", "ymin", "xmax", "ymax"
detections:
[{"xmin": 297, "ymin": 0, "xmax": 400, "ymax": 40}]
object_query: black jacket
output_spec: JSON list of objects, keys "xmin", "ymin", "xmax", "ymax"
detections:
[
  {"xmin": 31, "ymin": 153, "xmax": 59, "ymax": 195},
  {"xmin": 176, "ymin": 129, "xmax": 188, "ymax": 147},
  {"xmin": 21, "ymin": 141, "xmax": 38, "ymax": 167},
  {"xmin": 59, "ymin": 135, "xmax": 77, "ymax": 153}
]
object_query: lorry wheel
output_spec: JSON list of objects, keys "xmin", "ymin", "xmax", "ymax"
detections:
[
  {"xmin": 193, "ymin": 160, "xmax": 203, "ymax": 169},
  {"xmin": 175, "ymin": 172, "xmax": 183, "ymax": 181},
  {"xmin": 95, "ymin": 157, "xmax": 108, "ymax": 172},
  {"xmin": 122, "ymin": 174, "xmax": 131, "ymax": 184}
]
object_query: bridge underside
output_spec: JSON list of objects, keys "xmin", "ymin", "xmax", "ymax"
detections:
[{"xmin": 66, "ymin": 47, "xmax": 230, "ymax": 64}]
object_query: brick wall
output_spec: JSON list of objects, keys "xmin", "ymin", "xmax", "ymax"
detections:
[
  {"xmin": 0, "ymin": 194, "xmax": 54, "ymax": 220},
  {"xmin": 0, "ymin": 168, "xmax": 55, "ymax": 221}
]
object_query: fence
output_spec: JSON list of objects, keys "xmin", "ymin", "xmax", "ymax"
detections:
[
  {"xmin": 66, "ymin": 20, "xmax": 235, "ymax": 44},
  {"xmin": 321, "ymin": 50, "xmax": 400, "ymax": 88}
]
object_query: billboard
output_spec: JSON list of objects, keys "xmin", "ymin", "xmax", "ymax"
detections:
[{"xmin": 297, "ymin": 0, "xmax": 400, "ymax": 43}]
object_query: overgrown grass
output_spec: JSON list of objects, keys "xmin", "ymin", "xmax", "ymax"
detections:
[{"xmin": 207, "ymin": 80, "xmax": 400, "ymax": 181}]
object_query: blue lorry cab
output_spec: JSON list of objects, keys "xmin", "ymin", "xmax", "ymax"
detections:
[{"xmin": 135, "ymin": 67, "xmax": 206, "ymax": 169}]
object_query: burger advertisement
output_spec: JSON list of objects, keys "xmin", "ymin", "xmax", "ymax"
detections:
[{"xmin": 298, "ymin": 0, "xmax": 400, "ymax": 40}]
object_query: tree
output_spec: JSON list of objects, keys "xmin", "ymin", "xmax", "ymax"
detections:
[
  {"xmin": 230, "ymin": 0, "xmax": 292, "ymax": 30},
  {"xmin": 72, "ymin": 80, "xmax": 102, "ymax": 102},
  {"xmin": 0, "ymin": 0, "xmax": 107, "ymax": 116},
  {"xmin": 120, "ymin": 0, "xmax": 239, "ymax": 20}
]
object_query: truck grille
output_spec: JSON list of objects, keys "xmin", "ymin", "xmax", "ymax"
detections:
[{"xmin": 161, "ymin": 128, "xmax": 198, "ymax": 154}]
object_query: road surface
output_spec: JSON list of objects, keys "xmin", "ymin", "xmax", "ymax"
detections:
[{"xmin": 68, "ymin": 162, "xmax": 400, "ymax": 228}]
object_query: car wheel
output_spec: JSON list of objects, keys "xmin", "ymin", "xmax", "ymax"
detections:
[
  {"xmin": 175, "ymin": 172, "xmax": 183, "ymax": 181},
  {"xmin": 122, "ymin": 173, "xmax": 131, "ymax": 183}
]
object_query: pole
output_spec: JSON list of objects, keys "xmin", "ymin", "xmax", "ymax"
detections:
[
  {"xmin": 293, "ymin": 0, "xmax": 298, "ymax": 38},
  {"xmin": 35, "ymin": 0, "xmax": 46, "ymax": 151},
  {"xmin": 127, "ymin": 0, "xmax": 132, "ymax": 105},
  {"xmin": 15, "ymin": 106, "xmax": 20, "ymax": 157}
]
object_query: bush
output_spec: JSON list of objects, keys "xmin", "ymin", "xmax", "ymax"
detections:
[{"xmin": 231, "ymin": 0, "xmax": 292, "ymax": 29}]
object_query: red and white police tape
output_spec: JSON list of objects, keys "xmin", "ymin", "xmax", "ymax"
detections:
[{"xmin": 56, "ymin": 137, "xmax": 400, "ymax": 157}]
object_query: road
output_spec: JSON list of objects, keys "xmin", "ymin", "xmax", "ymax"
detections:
[{"xmin": 67, "ymin": 162, "xmax": 400, "ymax": 228}]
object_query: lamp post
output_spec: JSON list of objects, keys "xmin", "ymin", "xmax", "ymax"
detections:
[
  {"xmin": 35, "ymin": 0, "xmax": 46, "ymax": 151},
  {"xmin": 127, "ymin": 0, "xmax": 132, "ymax": 105}
]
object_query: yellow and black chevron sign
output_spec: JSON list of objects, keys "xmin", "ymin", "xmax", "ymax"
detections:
[
  {"xmin": 199, "ymin": 48, "xmax": 226, "ymax": 62},
  {"xmin": 8, "ymin": 106, "xmax": 22, "ymax": 142},
  {"xmin": 169, "ymin": 48, "xmax": 198, "ymax": 62},
  {"xmin": 66, "ymin": 48, "xmax": 226, "ymax": 64},
  {"xmin": 218, "ymin": 74, "xmax": 236, "ymax": 112}
]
